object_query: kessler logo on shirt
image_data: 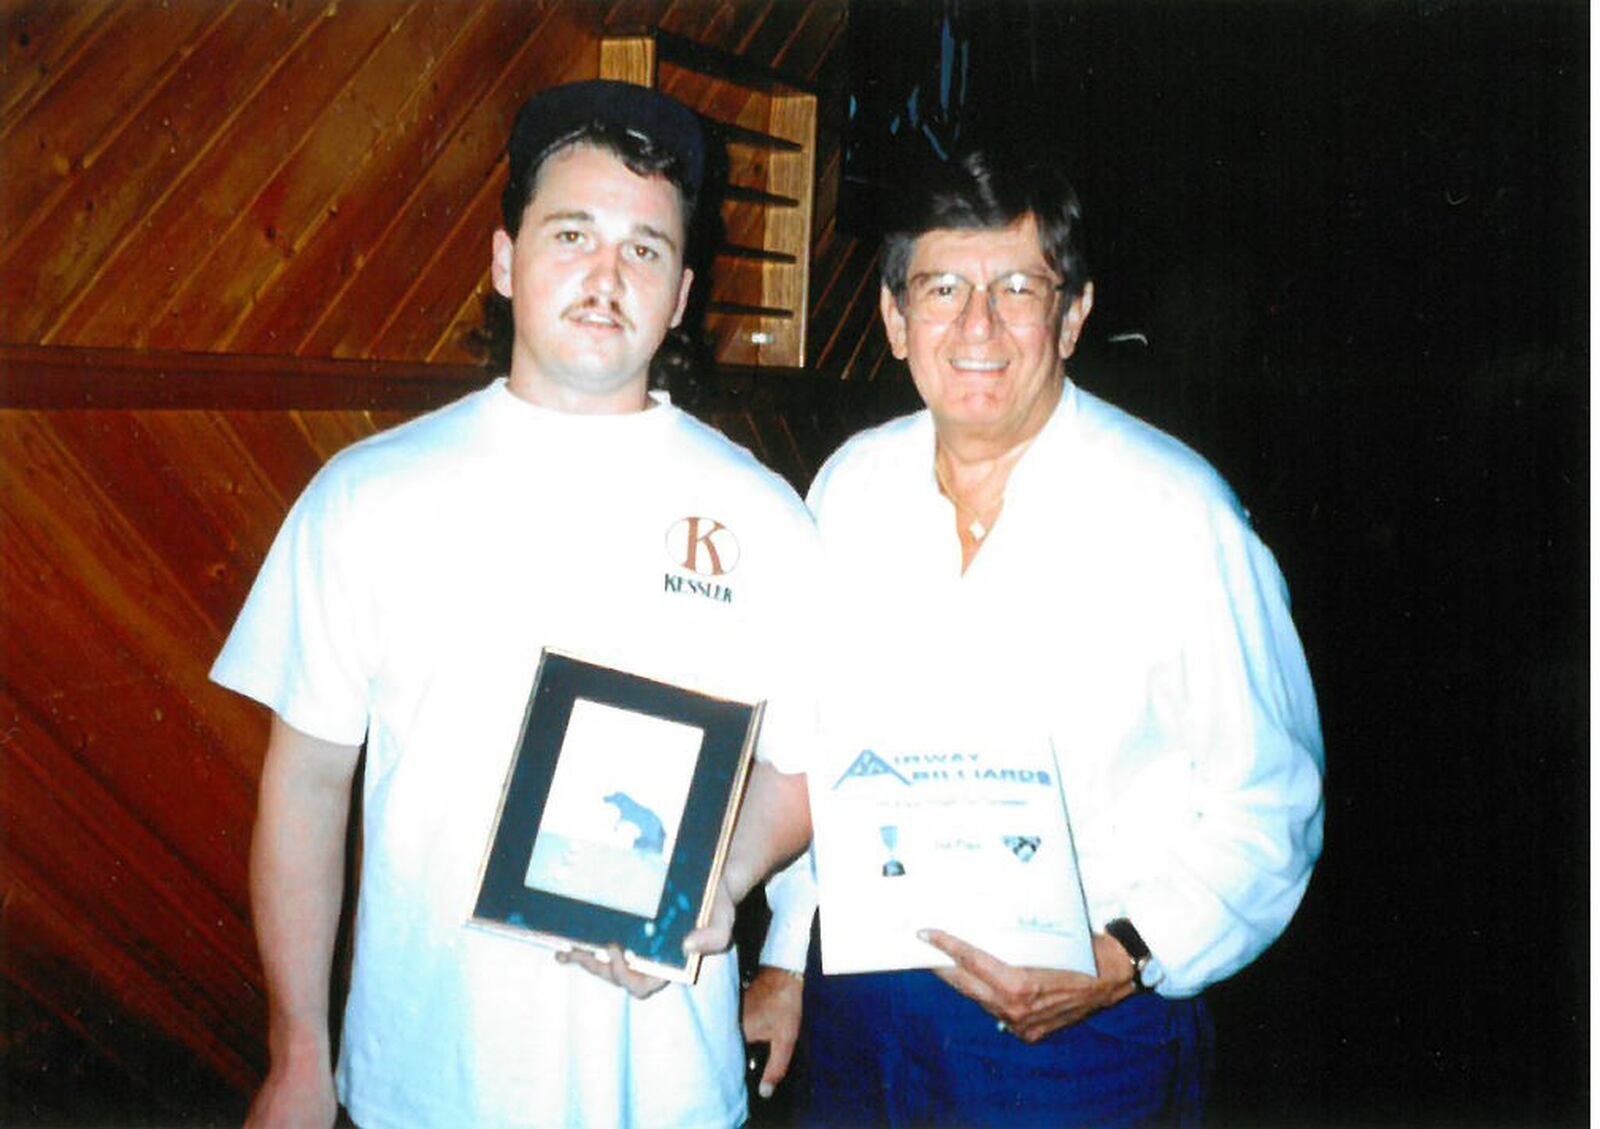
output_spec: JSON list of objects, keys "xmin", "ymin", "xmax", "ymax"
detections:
[{"xmin": 663, "ymin": 516, "xmax": 738, "ymax": 603}]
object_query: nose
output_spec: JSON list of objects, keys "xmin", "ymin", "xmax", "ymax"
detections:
[
  {"xmin": 586, "ymin": 245, "xmax": 625, "ymax": 297},
  {"xmin": 957, "ymin": 283, "xmax": 995, "ymax": 339}
]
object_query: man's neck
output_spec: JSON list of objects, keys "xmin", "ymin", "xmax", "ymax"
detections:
[{"xmin": 505, "ymin": 368, "xmax": 652, "ymax": 415}]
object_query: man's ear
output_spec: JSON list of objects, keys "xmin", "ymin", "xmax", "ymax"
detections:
[
  {"xmin": 491, "ymin": 229, "xmax": 515, "ymax": 299},
  {"xmin": 669, "ymin": 267, "xmax": 694, "ymax": 328},
  {"xmin": 1057, "ymin": 281, "xmax": 1094, "ymax": 359},
  {"xmin": 879, "ymin": 285, "xmax": 909, "ymax": 359}
]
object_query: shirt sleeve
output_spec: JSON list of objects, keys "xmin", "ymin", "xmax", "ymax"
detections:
[
  {"xmin": 748, "ymin": 512, "xmax": 826, "ymax": 776},
  {"xmin": 758, "ymin": 850, "xmax": 818, "ymax": 971},
  {"xmin": 1118, "ymin": 504, "xmax": 1325, "ymax": 997},
  {"xmin": 210, "ymin": 460, "xmax": 378, "ymax": 747}
]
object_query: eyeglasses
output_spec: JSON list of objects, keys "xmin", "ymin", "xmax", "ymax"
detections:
[{"xmin": 903, "ymin": 271, "xmax": 1067, "ymax": 327}]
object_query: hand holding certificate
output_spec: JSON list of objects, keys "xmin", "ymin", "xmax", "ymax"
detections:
[{"xmin": 811, "ymin": 739, "xmax": 1096, "ymax": 977}]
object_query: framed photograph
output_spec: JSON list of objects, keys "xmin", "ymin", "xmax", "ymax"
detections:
[{"xmin": 470, "ymin": 649, "xmax": 764, "ymax": 982}]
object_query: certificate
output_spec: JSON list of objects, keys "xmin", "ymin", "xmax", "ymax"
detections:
[
  {"xmin": 470, "ymin": 650, "xmax": 764, "ymax": 983},
  {"xmin": 812, "ymin": 740, "xmax": 1095, "ymax": 975}
]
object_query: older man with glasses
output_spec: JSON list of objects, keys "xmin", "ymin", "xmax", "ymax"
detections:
[{"xmin": 742, "ymin": 149, "xmax": 1325, "ymax": 1127}]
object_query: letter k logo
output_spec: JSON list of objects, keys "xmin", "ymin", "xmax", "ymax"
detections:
[{"xmin": 667, "ymin": 516, "xmax": 740, "ymax": 577}]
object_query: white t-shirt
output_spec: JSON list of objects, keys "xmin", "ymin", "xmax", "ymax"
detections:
[
  {"xmin": 214, "ymin": 379, "xmax": 820, "ymax": 1129},
  {"xmin": 764, "ymin": 380, "xmax": 1323, "ymax": 997}
]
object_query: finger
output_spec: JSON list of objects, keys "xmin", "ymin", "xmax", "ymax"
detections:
[
  {"xmin": 684, "ymin": 883, "xmax": 736, "ymax": 955},
  {"xmin": 603, "ymin": 944, "xmax": 668, "ymax": 1000},
  {"xmin": 923, "ymin": 938, "xmax": 1009, "ymax": 1002},
  {"xmin": 557, "ymin": 946, "xmax": 615, "ymax": 982},
  {"xmin": 758, "ymin": 1030, "xmax": 796, "ymax": 1098},
  {"xmin": 682, "ymin": 922, "xmax": 732, "ymax": 955},
  {"xmin": 557, "ymin": 946, "xmax": 661, "ymax": 998},
  {"xmin": 613, "ymin": 965, "xmax": 658, "ymax": 997},
  {"xmin": 918, "ymin": 928, "xmax": 1006, "ymax": 979},
  {"xmin": 927, "ymin": 962, "xmax": 1000, "ymax": 1016}
]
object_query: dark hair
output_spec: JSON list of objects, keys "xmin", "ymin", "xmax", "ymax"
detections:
[
  {"xmin": 475, "ymin": 123, "xmax": 704, "ymax": 376},
  {"xmin": 500, "ymin": 121, "xmax": 699, "ymax": 242},
  {"xmin": 880, "ymin": 149, "xmax": 1091, "ymax": 304}
]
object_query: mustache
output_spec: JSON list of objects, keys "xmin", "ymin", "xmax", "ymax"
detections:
[{"xmin": 564, "ymin": 295, "xmax": 633, "ymax": 331}]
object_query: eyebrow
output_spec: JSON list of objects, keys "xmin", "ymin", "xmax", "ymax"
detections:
[
  {"xmin": 537, "ymin": 209, "xmax": 680, "ymax": 254},
  {"xmin": 908, "ymin": 268, "xmax": 1046, "ymax": 283}
]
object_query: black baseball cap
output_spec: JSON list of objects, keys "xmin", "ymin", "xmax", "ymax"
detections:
[{"xmin": 502, "ymin": 80, "xmax": 706, "ymax": 230}]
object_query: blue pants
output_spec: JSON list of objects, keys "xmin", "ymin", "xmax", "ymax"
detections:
[{"xmin": 799, "ymin": 961, "xmax": 1214, "ymax": 1128}]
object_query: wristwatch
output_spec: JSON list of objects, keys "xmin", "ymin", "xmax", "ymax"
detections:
[{"xmin": 1104, "ymin": 917, "xmax": 1156, "ymax": 992}]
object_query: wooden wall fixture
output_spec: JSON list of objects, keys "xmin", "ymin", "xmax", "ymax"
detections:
[{"xmin": 601, "ymin": 32, "xmax": 818, "ymax": 369}]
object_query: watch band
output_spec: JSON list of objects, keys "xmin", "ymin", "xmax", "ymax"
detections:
[{"xmin": 1104, "ymin": 917, "xmax": 1155, "ymax": 991}]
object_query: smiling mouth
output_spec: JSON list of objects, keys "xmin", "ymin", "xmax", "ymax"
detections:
[{"xmin": 949, "ymin": 358, "xmax": 1006, "ymax": 373}]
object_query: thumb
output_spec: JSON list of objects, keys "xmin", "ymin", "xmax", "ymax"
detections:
[{"xmin": 683, "ymin": 886, "xmax": 736, "ymax": 954}]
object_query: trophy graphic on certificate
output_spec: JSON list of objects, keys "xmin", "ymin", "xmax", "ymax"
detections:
[{"xmin": 880, "ymin": 824, "xmax": 905, "ymax": 877}]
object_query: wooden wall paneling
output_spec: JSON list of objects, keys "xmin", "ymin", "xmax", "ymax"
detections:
[
  {"xmin": 290, "ymin": 410, "xmax": 386, "ymax": 466},
  {"xmin": 43, "ymin": 411, "xmax": 265, "ymax": 632},
  {"xmin": 704, "ymin": 0, "xmax": 788, "ymax": 68},
  {"xmin": 145, "ymin": 410, "xmax": 302, "ymax": 571},
  {"xmin": 757, "ymin": 91, "xmax": 815, "ymax": 365},
  {"xmin": 0, "ymin": 688, "xmax": 263, "ymax": 1052},
  {"xmin": 141, "ymin": 1, "xmax": 442, "ymax": 353},
  {"xmin": 1, "ymin": 3, "xmax": 303, "ymax": 345},
  {"xmin": 652, "ymin": 0, "xmax": 741, "ymax": 46},
  {"xmin": 0, "ymin": 0, "xmax": 119, "ymax": 130},
  {"xmin": 599, "ymin": 33, "xmax": 655, "ymax": 85},
  {"xmin": 700, "ymin": 404, "xmax": 766, "ymax": 465},
  {"xmin": 432, "ymin": 260, "xmax": 503, "ymax": 367},
  {"xmin": 0, "ymin": 709, "xmax": 258, "ymax": 981},
  {"xmin": 0, "ymin": 411, "xmax": 265, "ymax": 798},
  {"xmin": 862, "ymin": 332, "xmax": 900, "ymax": 383},
  {"xmin": 808, "ymin": 219, "xmax": 884, "ymax": 378},
  {"xmin": 765, "ymin": 402, "xmax": 818, "ymax": 482},
  {"xmin": 706, "ymin": 255, "xmax": 767, "ymax": 306},
  {"xmin": 741, "ymin": 403, "xmax": 809, "ymax": 485},
  {"xmin": 295, "ymin": 8, "xmax": 602, "ymax": 360},
  {"xmin": 365, "ymin": 409, "xmax": 419, "ymax": 434},
  {"xmin": 362, "ymin": 8, "xmax": 588, "ymax": 360},
  {"xmin": 217, "ymin": 410, "xmax": 338, "ymax": 519},
  {"xmin": 220, "ymin": 0, "xmax": 546, "ymax": 358},
  {"xmin": 810, "ymin": 125, "xmax": 843, "ymax": 236},
  {"xmin": 0, "ymin": 844, "xmax": 253, "ymax": 1113},
  {"xmin": 51, "ymin": 0, "xmax": 390, "ymax": 349},
  {"xmin": 766, "ymin": 0, "xmax": 844, "ymax": 80},
  {"xmin": 719, "ymin": 1, "xmax": 788, "ymax": 58},
  {"xmin": 3, "ymin": 2, "xmax": 363, "ymax": 344},
  {"xmin": 0, "ymin": 1, "xmax": 215, "ymax": 250},
  {"xmin": 600, "ymin": 0, "xmax": 676, "ymax": 35},
  {"xmin": 703, "ymin": 315, "xmax": 757, "ymax": 367},
  {"xmin": 0, "ymin": 446, "xmax": 258, "ymax": 882},
  {"xmin": 370, "ymin": 168, "xmax": 504, "ymax": 363},
  {"xmin": 659, "ymin": 53, "xmax": 749, "ymax": 130},
  {"xmin": 0, "ymin": 973, "xmax": 172, "ymax": 1123}
]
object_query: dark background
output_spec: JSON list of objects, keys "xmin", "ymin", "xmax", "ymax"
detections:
[{"xmin": 746, "ymin": 2, "xmax": 1587, "ymax": 1126}]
